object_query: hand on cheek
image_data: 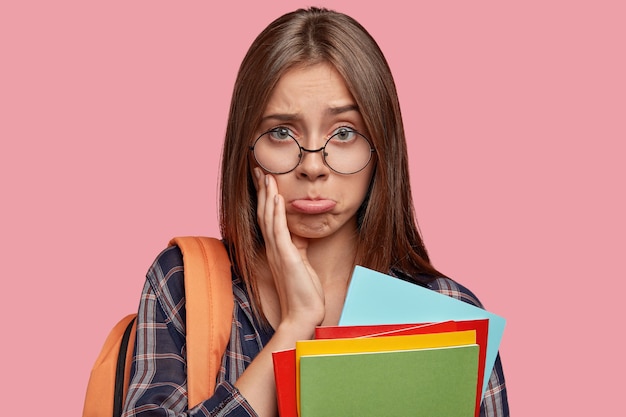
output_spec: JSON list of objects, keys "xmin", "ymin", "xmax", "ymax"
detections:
[{"xmin": 253, "ymin": 167, "xmax": 325, "ymax": 331}]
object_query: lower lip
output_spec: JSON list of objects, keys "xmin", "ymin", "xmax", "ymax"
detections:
[{"xmin": 291, "ymin": 199, "xmax": 336, "ymax": 214}]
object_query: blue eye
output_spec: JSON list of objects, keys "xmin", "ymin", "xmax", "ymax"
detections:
[{"xmin": 269, "ymin": 127, "xmax": 293, "ymax": 140}]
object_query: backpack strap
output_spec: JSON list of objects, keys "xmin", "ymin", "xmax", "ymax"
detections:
[
  {"xmin": 83, "ymin": 313, "xmax": 138, "ymax": 417},
  {"xmin": 169, "ymin": 236, "xmax": 234, "ymax": 408}
]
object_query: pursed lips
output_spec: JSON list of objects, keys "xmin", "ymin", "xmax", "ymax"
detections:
[{"xmin": 290, "ymin": 198, "xmax": 337, "ymax": 214}]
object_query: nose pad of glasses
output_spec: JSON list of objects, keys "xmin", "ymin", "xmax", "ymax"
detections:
[
  {"xmin": 297, "ymin": 146, "xmax": 328, "ymax": 173},
  {"xmin": 299, "ymin": 147, "xmax": 325, "ymax": 161}
]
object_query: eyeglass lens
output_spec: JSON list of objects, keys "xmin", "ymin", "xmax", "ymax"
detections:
[{"xmin": 252, "ymin": 129, "xmax": 373, "ymax": 174}]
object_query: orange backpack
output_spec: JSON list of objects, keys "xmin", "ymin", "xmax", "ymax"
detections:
[{"xmin": 82, "ymin": 237, "xmax": 234, "ymax": 417}]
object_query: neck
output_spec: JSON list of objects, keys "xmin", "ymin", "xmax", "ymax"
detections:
[{"xmin": 306, "ymin": 228, "xmax": 358, "ymax": 286}]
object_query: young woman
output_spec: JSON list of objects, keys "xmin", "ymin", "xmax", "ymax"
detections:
[{"xmin": 122, "ymin": 7, "xmax": 508, "ymax": 417}]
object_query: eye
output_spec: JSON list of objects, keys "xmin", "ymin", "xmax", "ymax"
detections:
[
  {"xmin": 268, "ymin": 127, "xmax": 293, "ymax": 140},
  {"xmin": 331, "ymin": 127, "xmax": 357, "ymax": 142}
]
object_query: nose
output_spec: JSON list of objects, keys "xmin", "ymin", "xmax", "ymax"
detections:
[{"xmin": 296, "ymin": 146, "xmax": 329, "ymax": 179}]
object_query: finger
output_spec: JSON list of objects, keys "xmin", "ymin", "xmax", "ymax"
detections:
[
  {"xmin": 255, "ymin": 169, "xmax": 268, "ymax": 236},
  {"xmin": 263, "ymin": 174, "xmax": 279, "ymax": 253},
  {"xmin": 272, "ymin": 193, "xmax": 293, "ymax": 253},
  {"xmin": 254, "ymin": 168, "xmax": 265, "ymax": 210},
  {"xmin": 265, "ymin": 176, "xmax": 301, "ymax": 270}
]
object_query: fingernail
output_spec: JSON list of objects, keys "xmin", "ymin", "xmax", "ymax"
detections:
[
  {"xmin": 265, "ymin": 175, "xmax": 269, "ymax": 186},
  {"xmin": 254, "ymin": 167, "xmax": 261, "ymax": 179}
]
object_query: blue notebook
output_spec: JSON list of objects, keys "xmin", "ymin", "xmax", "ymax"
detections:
[{"xmin": 339, "ymin": 266, "xmax": 505, "ymax": 398}]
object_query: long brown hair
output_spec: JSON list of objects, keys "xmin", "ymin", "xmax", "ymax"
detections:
[{"xmin": 220, "ymin": 7, "xmax": 443, "ymax": 319}]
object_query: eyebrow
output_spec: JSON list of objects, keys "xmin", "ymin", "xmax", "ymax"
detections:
[
  {"xmin": 261, "ymin": 104, "xmax": 360, "ymax": 123},
  {"xmin": 328, "ymin": 104, "xmax": 360, "ymax": 115}
]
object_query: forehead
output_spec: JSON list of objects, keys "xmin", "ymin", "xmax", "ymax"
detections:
[
  {"xmin": 264, "ymin": 63, "xmax": 355, "ymax": 114},
  {"xmin": 278, "ymin": 62, "xmax": 346, "ymax": 90}
]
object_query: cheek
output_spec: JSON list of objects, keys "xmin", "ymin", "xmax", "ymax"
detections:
[
  {"xmin": 343, "ymin": 172, "xmax": 375, "ymax": 207},
  {"xmin": 272, "ymin": 176, "xmax": 289, "ymax": 195},
  {"xmin": 356, "ymin": 165, "xmax": 376, "ymax": 196},
  {"xmin": 356, "ymin": 181, "xmax": 373, "ymax": 205}
]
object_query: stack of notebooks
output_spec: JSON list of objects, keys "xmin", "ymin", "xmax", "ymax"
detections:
[{"xmin": 272, "ymin": 266, "xmax": 506, "ymax": 417}]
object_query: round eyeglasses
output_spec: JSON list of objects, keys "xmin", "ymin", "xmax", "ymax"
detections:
[{"xmin": 250, "ymin": 127, "xmax": 375, "ymax": 175}]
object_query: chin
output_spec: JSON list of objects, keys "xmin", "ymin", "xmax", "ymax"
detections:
[{"xmin": 288, "ymin": 221, "xmax": 333, "ymax": 239}]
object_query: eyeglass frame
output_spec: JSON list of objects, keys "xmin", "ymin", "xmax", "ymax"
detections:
[{"xmin": 249, "ymin": 127, "xmax": 376, "ymax": 175}]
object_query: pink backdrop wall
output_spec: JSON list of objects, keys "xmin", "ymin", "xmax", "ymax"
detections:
[{"xmin": 2, "ymin": 0, "xmax": 624, "ymax": 414}]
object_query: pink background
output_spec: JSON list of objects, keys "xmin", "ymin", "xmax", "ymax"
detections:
[{"xmin": 1, "ymin": 0, "xmax": 624, "ymax": 414}]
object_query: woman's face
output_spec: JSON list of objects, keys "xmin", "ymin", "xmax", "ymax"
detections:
[{"xmin": 254, "ymin": 62, "xmax": 375, "ymax": 241}]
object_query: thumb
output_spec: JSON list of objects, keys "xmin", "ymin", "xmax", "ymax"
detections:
[{"xmin": 290, "ymin": 234, "xmax": 310, "ymax": 253}]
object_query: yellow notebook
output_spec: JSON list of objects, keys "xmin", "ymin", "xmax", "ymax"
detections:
[{"xmin": 295, "ymin": 329, "xmax": 476, "ymax": 412}]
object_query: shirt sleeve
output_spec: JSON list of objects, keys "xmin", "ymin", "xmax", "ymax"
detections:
[
  {"xmin": 428, "ymin": 277, "xmax": 510, "ymax": 417},
  {"xmin": 122, "ymin": 246, "xmax": 258, "ymax": 417}
]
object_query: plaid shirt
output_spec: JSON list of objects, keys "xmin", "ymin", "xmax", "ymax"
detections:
[{"xmin": 122, "ymin": 245, "xmax": 508, "ymax": 417}]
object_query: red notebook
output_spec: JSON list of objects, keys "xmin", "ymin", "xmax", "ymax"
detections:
[
  {"xmin": 272, "ymin": 348, "xmax": 297, "ymax": 417},
  {"xmin": 272, "ymin": 319, "xmax": 488, "ymax": 417}
]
